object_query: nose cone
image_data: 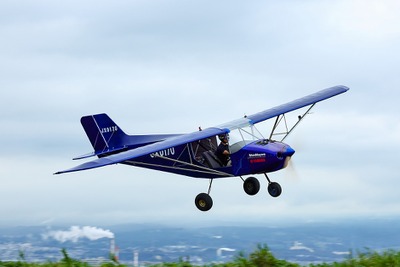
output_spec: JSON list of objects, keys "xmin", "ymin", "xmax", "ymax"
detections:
[
  {"xmin": 282, "ymin": 146, "xmax": 295, "ymax": 169},
  {"xmin": 285, "ymin": 146, "xmax": 295, "ymax": 157},
  {"xmin": 277, "ymin": 145, "xmax": 295, "ymax": 159}
]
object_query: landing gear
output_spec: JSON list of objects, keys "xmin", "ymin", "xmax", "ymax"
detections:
[
  {"xmin": 195, "ymin": 193, "xmax": 213, "ymax": 211},
  {"xmin": 264, "ymin": 173, "xmax": 282, "ymax": 197},
  {"xmin": 267, "ymin": 182, "xmax": 282, "ymax": 197},
  {"xmin": 195, "ymin": 175, "xmax": 282, "ymax": 211},
  {"xmin": 195, "ymin": 179, "xmax": 214, "ymax": 211},
  {"xmin": 243, "ymin": 176, "xmax": 260, "ymax": 196}
]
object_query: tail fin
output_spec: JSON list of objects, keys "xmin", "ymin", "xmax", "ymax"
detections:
[{"xmin": 80, "ymin": 113, "xmax": 128, "ymax": 153}]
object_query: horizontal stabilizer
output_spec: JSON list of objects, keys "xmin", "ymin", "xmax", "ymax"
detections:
[{"xmin": 73, "ymin": 146, "xmax": 128, "ymax": 160}]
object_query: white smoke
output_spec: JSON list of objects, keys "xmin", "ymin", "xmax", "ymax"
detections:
[{"xmin": 43, "ymin": 226, "xmax": 114, "ymax": 243}]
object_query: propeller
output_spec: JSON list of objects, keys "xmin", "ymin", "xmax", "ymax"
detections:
[
  {"xmin": 282, "ymin": 128, "xmax": 305, "ymax": 182},
  {"xmin": 284, "ymin": 156, "xmax": 300, "ymax": 182}
]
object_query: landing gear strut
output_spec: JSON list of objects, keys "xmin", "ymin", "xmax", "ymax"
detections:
[{"xmin": 264, "ymin": 173, "xmax": 282, "ymax": 197}]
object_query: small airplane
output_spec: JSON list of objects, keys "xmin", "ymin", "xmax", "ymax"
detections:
[{"xmin": 55, "ymin": 85, "xmax": 349, "ymax": 211}]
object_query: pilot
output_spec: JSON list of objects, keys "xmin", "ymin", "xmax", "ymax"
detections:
[{"xmin": 216, "ymin": 134, "xmax": 230, "ymax": 166}]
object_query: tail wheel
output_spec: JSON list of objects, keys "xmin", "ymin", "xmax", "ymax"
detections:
[
  {"xmin": 195, "ymin": 193, "xmax": 213, "ymax": 211},
  {"xmin": 243, "ymin": 177, "xmax": 260, "ymax": 196},
  {"xmin": 267, "ymin": 182, "xmax": 282, "ymax": 197}
]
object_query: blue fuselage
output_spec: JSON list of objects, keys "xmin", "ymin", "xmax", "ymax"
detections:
[
  {"xmin": 123, "ymin": 139, "xmax": 295, "ymax": 179},
  {"xmin": 230, "ymin": 140, "xmax": 295, "ymax": 176}
]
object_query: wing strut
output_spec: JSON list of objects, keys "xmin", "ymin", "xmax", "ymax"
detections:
[
  {"xmin": 281, "ymin": 103, "xmax": 315, "ymax": 141},
  {"xmin": 269, "ymin": 116, "xmax": 283, "ymax": 141},
  {"xmin": 269, "ymin": 103, "xmax": 316, "ymax": 141}
]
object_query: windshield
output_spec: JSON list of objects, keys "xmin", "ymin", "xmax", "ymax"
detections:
[{"xmin": 228, "ymin": 126, "xmax": 264, "ymax": 153}]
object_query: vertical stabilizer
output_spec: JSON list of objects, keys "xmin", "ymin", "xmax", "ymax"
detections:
[{"xmin": 80, "ymin": 113, "xmax": 127, "ymax": 153}]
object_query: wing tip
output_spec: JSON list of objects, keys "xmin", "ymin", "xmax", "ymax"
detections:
[{"xmin": 336, "ymin": 85, "xmax": 350, "ymax": 92}]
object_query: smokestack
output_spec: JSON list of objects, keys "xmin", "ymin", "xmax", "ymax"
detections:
[
  {"xmin": 110, "ymin": 238, "xmax": 115, "ymax": 255},
  {"xmin": 133, "ymin": 250, "xmax": 139, "ymax": 267},
  {"xmin": 110, "ymin": 238, "xmax": 119, "ymax": 262}
]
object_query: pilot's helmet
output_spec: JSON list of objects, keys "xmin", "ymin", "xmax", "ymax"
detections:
[{"xmin": 218, "ymin": 133, "xmax": 229, "ymax": 141}]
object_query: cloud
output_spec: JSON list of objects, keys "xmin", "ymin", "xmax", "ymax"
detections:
[{"xmin": 43, "ymin": 226, "xmax": 114, "ymax": 243}]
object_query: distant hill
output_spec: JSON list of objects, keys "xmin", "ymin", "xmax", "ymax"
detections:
[{"xmin": 1, "ymin": 218, "xmax": 400, "ymax": 265}]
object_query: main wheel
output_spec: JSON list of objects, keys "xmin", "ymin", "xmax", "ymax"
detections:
[
  {"xmin": 243, "ymin": 177, "xmax": 260, "ymax": 196},
  {"xmin": 195, "ymin": 193, "xmax": 213, "ymax": 211},
  {"xmin": 267, "ymin": 182, "xmax": 282, "ymax": 197}
]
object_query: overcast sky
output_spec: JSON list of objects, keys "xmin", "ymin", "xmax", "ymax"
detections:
[{"xmin": 1, "ymin": 0, "xmax": 399, "ymax": 227}]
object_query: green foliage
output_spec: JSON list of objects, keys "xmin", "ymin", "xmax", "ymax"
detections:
[
  {"xmin": 152, "ymin": 245, "xmax": 299, "ymax": 267},
  {"xmin": 151, "ymin": 256, "xmax": 192, "ymax": 267},
  {"xmin": 59, "ymin": 248, "xmax": 90, "ymax": 267},
  {"xmin": 99, "ymin": 263, "xmax": 119, "ymax": 267},
  {"xmin": 249, "ymin": 244, "xmax": 299, "ymax": 267},
  {"xmin": 18, "ymin": 250, "xmax": 26, "ymax": 262},
  {"xmin": 219, "ymin": 244, "xmax": 299, "ymax": 267},
  {"xmin": 309, "ymin": 248, "xmax": 400, "ymax": 267},
  {"xmin": 108, "ymin": 252, "xmax": 119, "ymax": 265},
  {"xmin": 1, "ymin": 247, "xmax": 400, "ymax": 267}
]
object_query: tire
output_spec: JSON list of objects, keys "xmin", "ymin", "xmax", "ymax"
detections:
[
  {"xmin": 267, "ymin": 182, "xmax": 282, "ymax": 197},
  {"xmin": 243, "ymin": 177, "xmax": 260, "ymax": 196},
  {"xmin": 195, "ymin": 193, "xmax": 213, "ymax": 211}
]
